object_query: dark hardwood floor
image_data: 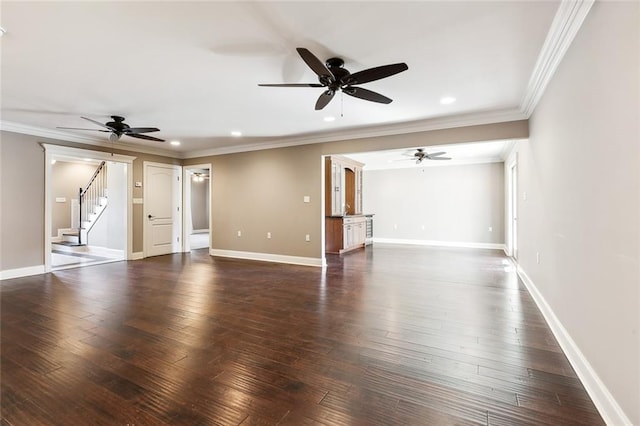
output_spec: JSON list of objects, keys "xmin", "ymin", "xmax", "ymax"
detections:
[{"xmin": 1, "ymin": 245, "xmax": 604, "ymax": 425}]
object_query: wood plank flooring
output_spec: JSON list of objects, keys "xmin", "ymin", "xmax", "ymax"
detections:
[{"xmin": 1, "ymin": 245, "xmax": 605, "ymax": 425}]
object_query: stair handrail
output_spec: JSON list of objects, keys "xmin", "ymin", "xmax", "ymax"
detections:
[{"xmin": 78, "ymin": 161, "xmax": 107, "ymax": 245}]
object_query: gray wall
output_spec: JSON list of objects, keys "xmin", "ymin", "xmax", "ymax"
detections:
[
  {"xmin": 364, "ymin": 162, "xmax": 504, "ymax": 245},
  {"xmin": 190, "ymin": 177, "xmax": 209, "ymax": 231},
  {"xmin": 51, "ymin": 161, "xmax": 96, "ymax": 237},
  {"xmin": 513, "ymin": 1, "xmax": 639, "ymax": 423}
]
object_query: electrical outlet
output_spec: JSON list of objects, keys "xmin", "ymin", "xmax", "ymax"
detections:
[
  {"xmin": 305, "ymin": 234, "xmax": 310, "ymax": 242},
  {"xmin": 303, "ymin": 196, "xmax": 310, "ymax": 203},
  {"xmin": 237, "ymin": 230, "xmax": 242, "ymax": 237},
  {"xmin": 267, "ymin": 232, "xmax": 271, "ymax": 239},
  {"xmin": 393, "ymin": 224, "xmax": 398, "ymax": 230},
  {"xmin": 536, "ymin": 252, "xmax": 540, "ymax": 264},
  {"xmin": 523, "ymin": 191, "xmax": 528, "ymax": 201},
  {"xmin": 488, "ymin": 226, "xmax": 493, "ymax": 232},
  {"xmin": 421, "ymin": 225, "xmax": 425, "ymax": 230}
]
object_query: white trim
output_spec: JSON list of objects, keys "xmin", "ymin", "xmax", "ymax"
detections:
[
  {"xmin": 520, "ymin": 0, "xmax": 595, "ymax": 116},
  {"xmin": 363, "ymin": 156, "xmax": 506, "ymax": 171},
  {"xmin": 4, "ymin": 109, "xmax": 526, "ymax": 160},
  {"xmin": 131, "ymin": 252, "xmax": 144, "ymax": 260},
  {"xmin": 210, "ymin": 249, "xmax": 325, "ymax": 268},
  {"xmin": 517, "ymin": 266, "xmax": 632, "ymax": 426},
  {"xmin": 42, "ymin": 144, "xmax": 136, "ymax": 269},
  {"xmin": 192, "ymin": 229, "xmax": 209, "ymax": 234},
  {"xmin": 3, "ymin": 121, "xmax": 178, "ymax": 158},
  {"xmin": 182, "ymin": 163, "xmax": 212, "ymax": 253},
  {"xmin": 0, "ymin": 265, "xmax": 46, "ymax": 280},
  {"xmin": 183, "ymin": 108, "xmax": 526, "ymax": 159},
  {"xmin": 373, "ymin": 238, "xmax": 505, "ymax": 251}
]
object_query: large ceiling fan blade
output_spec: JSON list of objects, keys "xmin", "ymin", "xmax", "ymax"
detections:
[
  {"xmin": 426, "ymin": 151, "xmax": 447, "ymax": 157},
  {"xmin": 125, "ymin": 127, "xmax": 160, "ymax": 134},
  {"xmin": 315, "ymin": 90, "xmax": 335, "ymax": 110},
  {"xmin": 428, "ymin": 156, "xmax": 452, "ymax": 160},
  {"xmin": 344, "ymin": 87, "xmax": 392, "ymax": 104},
  {"xmin": 126, "ymin": 133, "xmax": 165, "ymax": 142},
  {"xmin": 81, "ymin": 116, "xmax": 115, "ymax": 131},
  {"xmin": 258, "ymin": 83, "xmax": 325, "ymax": 87},
  {"xmin": 56, "ymin": 126, "xmax": 110, "ymax": 132},
  {"xmin": 346, "ymin": 63, "xmax": 408, "ymax": 85},
  {"xmin": 297, "ymin": 48, "xmax": 333, "ymax": 79}
]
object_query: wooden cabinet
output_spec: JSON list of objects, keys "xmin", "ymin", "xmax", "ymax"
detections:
[
  {"xmin": 326, "ymin": 216, "xmax": 366, "ymax": 254},
  {"xmin": 325, "ymin": 155, "xmax": 364, "ymax": 216}
]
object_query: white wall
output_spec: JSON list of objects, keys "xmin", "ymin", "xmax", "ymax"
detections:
[
  {"xmin": 89, "ymin": 162, "xmax": 126, "ymax": 250},
  {"xmin": 364, "ymin": 162, "xmax": 504, "ymax": 246},
  {"xmin": 510, "ymin": 1, "xmax": 639, "ymax": 423}
]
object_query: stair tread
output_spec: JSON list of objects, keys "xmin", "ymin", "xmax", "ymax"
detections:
[{"xmin": 53, "ymin": 241, "xmax": 86, "ymax": 247}]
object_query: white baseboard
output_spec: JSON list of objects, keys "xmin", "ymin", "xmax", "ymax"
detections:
[
  {"xmin": 0, "ymin": 265, "xmax": 46, "ymax": 280},
  {"xmin": 210, "ymin": 249, "xmax": 325, "ymax": 268},
  {"xmin": 373, "ymin": 238, "xmax": 505, "ymax": 251},
  {"xmin": 131, "ymin": 252, "xmax": 144, "ymax": 260},
  {"xmin": 192, "ymin": 229, "xmax": 209, "ymax": 234},
  {"xmin": 517, "ymin": 265, "xmax": 631, "ymax": 426}
]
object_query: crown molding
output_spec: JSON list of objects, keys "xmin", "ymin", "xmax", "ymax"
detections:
[
  {"xmin": 0, "ymin": 120, "xmax": 179, "ymax": 159},
  {"xmin": 183, "ymin": 107, "xmax": 527, "ymax": 159},
  {"xmin": 520, "ymin": 0, "xmax": 594, "ymax": 117}
]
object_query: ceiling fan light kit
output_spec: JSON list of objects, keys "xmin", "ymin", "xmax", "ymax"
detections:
[{"xmin": 259, "ymin": 47, "xmax": 408, "ymax": 110}]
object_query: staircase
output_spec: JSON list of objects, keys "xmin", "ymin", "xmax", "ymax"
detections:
[{"xmin": 54, "ymin": 161, "xmax": 108, "ymax": 247}]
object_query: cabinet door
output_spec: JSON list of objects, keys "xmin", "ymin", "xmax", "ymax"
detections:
[
  {"xmin": 355, "ymin": 167, "xmax": 363, "ymax": 214},
  {"xmin": 343, "ymin": 224, "xmax": 352, "ymax": 248}
]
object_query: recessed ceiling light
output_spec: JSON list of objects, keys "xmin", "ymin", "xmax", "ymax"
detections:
[
  {"xmin": 83, "ymin": 158, "xmax": 92, "ymax": 162},
  {"xmin": 231, "ymin": 131, "xmax": 242, "ymax": 137},
  {"xmin": 51, "ymin": 159, "xmax": 57, "ymax": 165},
  {"xmin": 440, "ymin": 96, "xmax": 456, "ymax": 105},
  {"xmin": 324, "ymin": 116, "xmax": 336, "ymax": 122},
  {"xmin": 170, "ymin": 140, "xmax": 181, "ymax": 146}
]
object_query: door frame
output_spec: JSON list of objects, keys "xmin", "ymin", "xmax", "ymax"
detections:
[
  {"xmin": 506, "ymin": 154, "xmax": 518, "ymax": 260},
  {"xmin": 182, "ymin": 163, "xmax": 212, "ymax": 253},
  {"xmin": 143, "ymin": 161, "xmax": 183, "ymax": 258},
  {"xmin": 42, "ymin": 144, "xmax": 136, "ymax": 272}
]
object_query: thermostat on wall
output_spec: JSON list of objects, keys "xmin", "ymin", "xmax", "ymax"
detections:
[{"xmin": 135, "ymin": 182, "xmax": 142, "ymax": 187}]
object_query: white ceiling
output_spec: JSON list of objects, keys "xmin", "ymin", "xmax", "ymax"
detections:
[
  {"xmin": 1, "ymin": 1, "xmax": 560, "ymax": 158},
  {"xmin": 345, "ymin": 140, "xmax": 512, "ymax": 170}
]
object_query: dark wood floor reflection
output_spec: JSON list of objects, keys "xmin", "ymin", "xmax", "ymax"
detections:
[{"xmin": 1, "ymin": 245, "xmax": 604, "ymax": 425}]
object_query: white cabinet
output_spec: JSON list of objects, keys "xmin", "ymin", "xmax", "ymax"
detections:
[
  {"xmin": 325, "ymin": 155, "xmax": 363, "ymax": 216},
  {"xmin": 342, "ymin": 216, "xmax": 366, "ymax": 252}
]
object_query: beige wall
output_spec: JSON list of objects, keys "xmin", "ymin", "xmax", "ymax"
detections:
[
  {"xmin": 2, "ymin": 119, "xmax": 527, "ymax": 271},
  {"xmin": 0, "ymin": 132, "xmax": 45, "ymax": 270},
  {"xmin": 190, "ymin": 178, "xmax": 209, "ymax": 231},
  {"xmin": 51, "ymin": 161, "xmax": 96, "ymax": 237},
  {"xmin": 184, "ymin": 120, "xmax": 528, "ymax": 259},
  {"xmin": 0, "ymin": 131, "xmax": 178, "ymax": 270},
  {"xmin": 512, "ymin": 1, "xmax": 639, "ymax": 423},
  {"xmin": 364, "ymin": 162, "xmax": 504, "ymax": 244}
]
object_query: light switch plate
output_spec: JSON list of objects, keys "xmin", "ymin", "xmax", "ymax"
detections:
[
  {"xmin": 303, "ymin": 196, "xmax": 310, "ymax": 203},
  {"xmin": 55, "ymin": 197, "xmax": 66, "ymax": 203},
  {"xmin": 135, "ymin": 182, "xmax": 142, "ymax": 187}
]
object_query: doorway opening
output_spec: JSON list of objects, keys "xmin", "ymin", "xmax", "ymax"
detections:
[
  {"xmin": 183, "ymin": 164, "xmax": 212, "ymax": 252},
  {"xmin": 43, "ymin": 144, "xmax": 135, "ymax": 272}
]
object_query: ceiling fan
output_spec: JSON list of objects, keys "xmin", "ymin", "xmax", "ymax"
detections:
[
  {"xmin": 57, "ymin": 116, "xmax": 165, "ymax": 142},
  {"xmin": 406, "ymin": 148, "xmax": 452, "ymax": 164},
  {"xmin": 259, "ymin": 48, "xmax": 408, "ymax": 110}
]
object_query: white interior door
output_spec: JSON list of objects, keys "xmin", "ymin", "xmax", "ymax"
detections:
[{"xmin": 144, "ymin": 163, "xmax": 182, "ymax": 257}]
